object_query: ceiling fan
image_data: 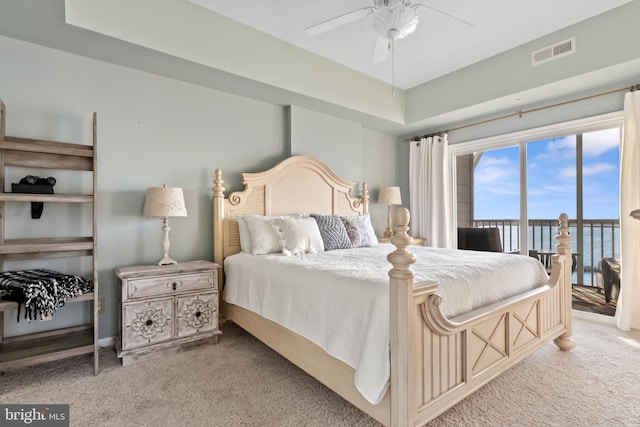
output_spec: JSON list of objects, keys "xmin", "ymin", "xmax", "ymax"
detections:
[{"xmin": 305, "ymin": 0, "xmax": 473, "ymax": 63}]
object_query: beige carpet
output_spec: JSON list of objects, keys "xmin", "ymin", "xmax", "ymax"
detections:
[{"xmin": 1, "ymin": 310, "xmax": 639, "ymax": 427}]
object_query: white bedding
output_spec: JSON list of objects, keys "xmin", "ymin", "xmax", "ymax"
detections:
[{"xmin": 223, "ymin": 244, "xmax": 549, "ymax": 405}]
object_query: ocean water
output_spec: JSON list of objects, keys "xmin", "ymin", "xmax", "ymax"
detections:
[{"xmin": 495, "ymin": 222, "xmax": 620, "ymax": 287}]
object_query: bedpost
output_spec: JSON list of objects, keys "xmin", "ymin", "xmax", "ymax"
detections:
[
  {"xmin": 361, "ymin": 182, "xmax": 369, "ymax": 214},
  {"xmin": 212, "ymin": 169, "xmax": 225, "ymax": 295},
  {"xmin": 388, "ymin": 207, "xmax": 416, "ymax": 427},
  {"xmin": 553, "ymin": 213, "xmax": 576, "ymax": 351}
]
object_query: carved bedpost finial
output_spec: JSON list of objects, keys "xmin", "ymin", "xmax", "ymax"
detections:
[
  {"xmin": 387, "ymin": 207, "xmax": 416, "ymax": 279},
  {"xmin": 361, "ymin": 182, "xmax": 369, "ymax": 214},
  {"xmin": 212, "ymin": 169, "xmax": 225, "ymax": 198},
  {"xmin": 555, "ymin": 213, "xmax": 571, "ymax": 256}
]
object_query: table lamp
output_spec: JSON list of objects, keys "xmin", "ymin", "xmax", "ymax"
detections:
[
  {"xmin": 378, "ymin": 186, "xmax": 402, "ymax": 239},
  {"xmin": 143, "ymin": 185, "xmax": 187, "ymax": 265}
]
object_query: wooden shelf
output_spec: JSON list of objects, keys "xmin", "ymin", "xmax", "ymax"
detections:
[
  {"xmin": 0, "ymin": 326, "xmax": 94, "ymax": 371},
  {"xmin": 0, "ymin": 193, "xmax": 93, "ymax": 203},
  {"xmin": 0, "ymin": 99, "xmax": 99, "ymax": 374},
  {"xmin": 1, "ymin": 137, "xmax": 94, "ymax": 171},
  {"xmin": 0, "ymin": 237, "xmax": 94, "ymax": 258},
  {"xmin": 0, "ymin": 292, "xmax": 94, "ymax": 312}
]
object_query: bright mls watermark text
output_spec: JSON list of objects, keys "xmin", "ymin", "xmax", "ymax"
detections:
[{"xmin": 1, "ymin": 405, "xmax": 69, "ymax": 426}]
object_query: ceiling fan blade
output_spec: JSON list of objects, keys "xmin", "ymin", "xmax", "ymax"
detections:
[
  {"xmin": 371, "ymin": 35, "xmax": 389, "ymax": 63},
  {"xmin": 412, "ymin": 3, "xmax": 475, "ymax": 27},
  {"xmin": 305, "ymin": 7, "xmax": 376, "ymax": 36}
]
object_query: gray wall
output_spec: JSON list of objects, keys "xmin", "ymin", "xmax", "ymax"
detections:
[{"xmin": 0, "ymin": 35, "xmax": 398, "ymax": 339}]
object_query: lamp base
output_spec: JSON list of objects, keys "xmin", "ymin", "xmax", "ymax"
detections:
[
  {"xmin": 383, "ymin": 227, "xmax": 393, "ymax": 239},
  {"xmin": 384, "ymin": 204, "xmax": 393, "ymax": 239},
  {"xmin": 157, "ymin": 254, "xmax": 178, "ymax": 266},
  {"xmin": 157, "ymin": 217, "xmax": 177, "ymax": 265}
]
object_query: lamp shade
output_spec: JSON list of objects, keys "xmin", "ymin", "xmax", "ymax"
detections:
[
  {"xmin": 143, "ymin": 185, "xmax": 187, "ymax": 218},
  {"xmin": 378, "ymin": 186, "xmax": 402, "ymax": 206}
]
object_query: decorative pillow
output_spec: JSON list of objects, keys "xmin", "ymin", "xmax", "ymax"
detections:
[
  {"xmin": 310, "ymin": 214, "xmax": 352, "ymax": 251},
  {"xmin": 341, "ymin": 213, "xmax": 378, "ymax": 248},
  {"xmin": 241, "ymin": 214, "xmax": 304, "ymax": 254},
  {"xmin": 270, "ymin": 217, "xmax": 324, "ymax": 256}
]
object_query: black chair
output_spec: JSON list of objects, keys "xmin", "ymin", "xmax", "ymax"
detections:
[
  {"xmin": 600, "ymin": 257, "xmax": 620, "ymax": 303},
  {"xmin": 457, "ymin": 227, "xmax": 503, "ymax": 252}
]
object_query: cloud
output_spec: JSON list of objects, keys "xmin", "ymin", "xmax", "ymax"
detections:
[
  {"xmin": 478, "ymin": 156, "xmax": 510, "ymax": 167},
  {"xmin": 583, "ymin": 162, "xmax": 616, "ymax": 175},
  {"xmin": 474, "ymin": 155, "xmax": 519, "ymax": 195},
  {"xmin": 533, "ymin": 128, "xmax": 619, "ymax": 163},
  {"xmin": 474, "ymin": 156, "xmax": 516, "ymax": 185},
  {"xmin": 533, "ymin": 136, "xmax": 576, "ymax": 163},
  {"xmin": 558, "ymin": 162, "xmax": 616, "ymax": 178},
  {"xmin": 528, "ymin": 184, "xmax": 575, "ymax": 196},
  {"xmin": 582, "ymin": 128, "xmax": 620, "ymax": 157}
]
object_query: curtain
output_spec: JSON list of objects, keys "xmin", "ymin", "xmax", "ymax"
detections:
[
  {"xmin": 616, "ymin": 90, "xmax": 640, "ymax": 331},
  {"xmin": 409, "ymin": 135, "xmax": 453, "ymax": 248}
]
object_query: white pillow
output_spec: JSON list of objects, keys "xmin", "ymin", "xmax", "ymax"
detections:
[
  {"xmin": 236, "ymin": 215, "xmax": 252, "ymax": 252},
  {"xmin": 244, "ymin": 216, "xmax": 283, "ymax": 255},
  {"xmin": 271, "ymin": 217, "xmax": 324, "ymax": 256},
  {"xmin": 242, "ymin": 214, "xmax": 305, "ymax": 255},
  {"xmin": 362, "ymin": 213, "xmax": 378, "ymax": 247}
]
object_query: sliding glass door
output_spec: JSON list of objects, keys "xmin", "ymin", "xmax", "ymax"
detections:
[{"xmin": 453, "ymin": 115, "xmax": 622, "ymax": 287}]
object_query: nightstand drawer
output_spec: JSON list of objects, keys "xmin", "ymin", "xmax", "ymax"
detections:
[
  {"xmin": 122, "ymin": 298, "xmax": 174, "ymax": 350},
  {"xmin": 127, "ymin": 271, "xmax": 215, "ymax": 299},
  {"xmin": 176, "ymin": 292, "xmax": 218, "ymax": 338}
]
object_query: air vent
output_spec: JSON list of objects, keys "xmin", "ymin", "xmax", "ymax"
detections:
[{"xmin": 531, "ymin": 37, "xmax": 576, "ymax": 66}]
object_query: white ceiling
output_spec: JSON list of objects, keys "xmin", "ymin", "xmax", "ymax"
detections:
[{"xmin": 190, "ymin": 0, "xmax": 632, "ymax": 90}]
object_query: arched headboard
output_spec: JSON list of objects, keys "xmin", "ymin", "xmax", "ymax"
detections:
[{"xmin": 212, "ymin": 155, "xmax": 369, "ymax": 286}]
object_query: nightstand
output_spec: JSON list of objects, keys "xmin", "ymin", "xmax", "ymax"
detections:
[
  {"xmin": 115, "ymin": 260, "xmax": 221, "ymax": 366},
  {"xmin": 378, "ymin": 237, "xmax": 425, "ymax": 246}
]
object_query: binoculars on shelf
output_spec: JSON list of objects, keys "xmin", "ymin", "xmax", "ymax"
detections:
[{"xmin": 11, "ymin": 175, "xmax": 57, "ymax": 219}]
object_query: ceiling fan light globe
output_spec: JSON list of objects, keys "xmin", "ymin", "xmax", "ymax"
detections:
[{"xmin": 372, "ymin": 4, "xmax": 419, "ymax": 40}]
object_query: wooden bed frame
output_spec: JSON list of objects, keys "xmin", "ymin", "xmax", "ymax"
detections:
[{"xmin": 212, "ymin": 155, "xmax": 575, "ymax": 427}]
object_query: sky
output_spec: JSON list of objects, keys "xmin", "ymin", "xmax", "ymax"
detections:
[{"xmin": 473, "ymin": 127, "xmax": 620, "ymax": 220}]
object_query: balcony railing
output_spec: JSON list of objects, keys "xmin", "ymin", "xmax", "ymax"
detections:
[{"xmin": 472, "ymin": 218, "xmax": 620, "ymax": 287}]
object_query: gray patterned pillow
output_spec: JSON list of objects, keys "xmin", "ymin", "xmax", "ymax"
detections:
[
  {"xmin": 340, "ymin": 214, "xmax": 377, "ymax": 248},
  {"xmin": 310, "ymin": 214, "xmax": 352, "ymax": 251}
]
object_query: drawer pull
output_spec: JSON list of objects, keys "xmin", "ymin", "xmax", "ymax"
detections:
[
  {"xmin": 171, "ymin": 282, "xmax": 178, "ymax": 291},
  {"xmin": 146, "ymin": 319, "xmax": 153, "ymax": 326},
  {"xmin": 195, "ymin": 311, "xmax": 201, "ymax": 317}
]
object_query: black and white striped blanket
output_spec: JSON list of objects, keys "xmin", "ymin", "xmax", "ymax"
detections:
[{"xmin": 0, "ymin": 269, "xmax": 93, "ymax": 322}]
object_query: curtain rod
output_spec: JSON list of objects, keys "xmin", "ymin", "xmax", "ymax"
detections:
[{"xmin": 407, "ymin": 83, "xmax": 640, "ymax": 142}]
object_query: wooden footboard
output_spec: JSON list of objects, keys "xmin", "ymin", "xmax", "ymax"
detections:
[{"xmin": 389, "ymin": 209, "xmax": 574, "ymax": 427}]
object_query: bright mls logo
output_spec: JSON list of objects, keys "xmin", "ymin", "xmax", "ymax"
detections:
[{"xmin": 1, "ymin": 405, "xmax": 69, "ymax": 426}]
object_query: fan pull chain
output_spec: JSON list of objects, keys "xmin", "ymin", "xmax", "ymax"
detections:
[{"xmin": 391, "ymin": 38, "xmax": 396, "ymax": 96}]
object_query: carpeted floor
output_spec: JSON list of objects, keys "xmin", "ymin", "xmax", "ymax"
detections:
[
  {"xmin": 1, "ymin": 310, "xmax": 639, "ymax": 427},
  {"xmin": 572, "ymin": 285, "xmax": 617, "ymax": 317}
]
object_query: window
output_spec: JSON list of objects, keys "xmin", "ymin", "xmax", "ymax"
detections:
[{"xmin": 450, "ymin": 112, "xmax": 623, "ymax": 287}]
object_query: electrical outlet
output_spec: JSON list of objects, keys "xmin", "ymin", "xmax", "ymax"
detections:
[{"xmin": 98, "ymin": 297, "xmax": 105, "ymax": 313}]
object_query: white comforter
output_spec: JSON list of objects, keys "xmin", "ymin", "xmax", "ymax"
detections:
[{"xmin": 223, "ymin": 244, "xmax": 549, "ymax": 405}]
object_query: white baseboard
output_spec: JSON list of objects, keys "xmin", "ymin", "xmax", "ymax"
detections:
[{"xmin": 98, "ymin": 336, "xmax": 115, "ymax": 348}]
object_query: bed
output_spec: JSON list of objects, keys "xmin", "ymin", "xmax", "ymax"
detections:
[{"xmin": 212, "ymin": 155, "xmax": 575, "ymax": 427}]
